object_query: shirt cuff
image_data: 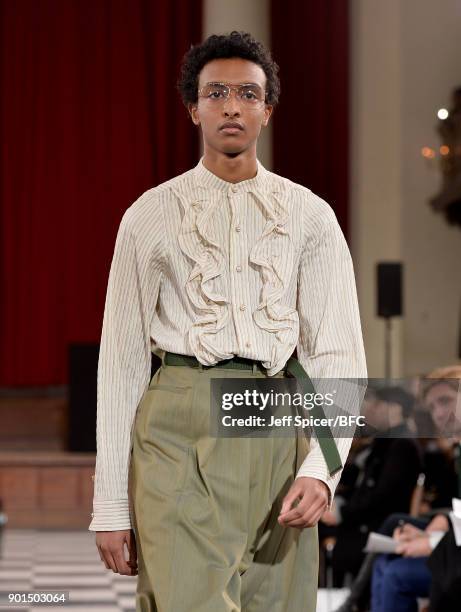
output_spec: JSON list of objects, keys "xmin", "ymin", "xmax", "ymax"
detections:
[
  {"xmin": 295, "ymin": 442, "xmax": 346, "ymax": 509},
  {"xmin": 88, "ymin": 499, "xmax": 132, "ymax": 531},
  {"xmin": 331, "ymin": 495, "xmax": 346, "ymax": 524},
  {"xmin": 428, "ymin": 530, "xmax": 445, "ymax": 550}
]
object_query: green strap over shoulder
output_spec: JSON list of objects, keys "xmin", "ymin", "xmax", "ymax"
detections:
[{"xmin": 285, "ymin": 357, "xmax": 343, "ymax": 477}]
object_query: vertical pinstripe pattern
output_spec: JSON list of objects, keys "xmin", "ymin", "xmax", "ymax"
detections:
[
  {"xmin": 131, "ymin": 363, "xmax": 318, "ymax": 611},
  {"xmin": 89, "ymin": 156, "xmax": 368, "ymax": 531}
]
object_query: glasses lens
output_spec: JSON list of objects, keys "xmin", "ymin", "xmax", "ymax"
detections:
[
  {"xmin": 238, "ymin": 85, "xmax": 265, "ymax": 104},
  {"xmin": 200, "ymin": 83, "xmax": 228, "ymax": 99},
  {"xmin": 200, "ymin": 83, "xmax": 265, "ymax": 105}
]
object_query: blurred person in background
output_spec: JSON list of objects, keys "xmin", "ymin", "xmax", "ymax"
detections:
[
  {"xmin": 320, "ymin": 386, "xmax": 422, "ymax": 587},
  {"xmin": 416, "ymin": 374, "xmax": 461, "ymax": 512},
  {"xmin": 335, "ymin": 365, "xmax": 461, "ymax": 612}
]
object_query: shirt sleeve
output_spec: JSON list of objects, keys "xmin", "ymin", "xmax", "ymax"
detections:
[
  {"xmin": 295, "ymin": 203, "xmax": 368, "ymax": 504},
  {"xmin": 429, "ymin": 530, "xmax": 446, "ymax": 550},
  {"xmin": 88, "ymin": 198, "xmax": 165, "ymax": 531}
]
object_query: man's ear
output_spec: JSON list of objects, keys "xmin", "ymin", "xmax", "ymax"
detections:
[
  {"xmin": 188, "ymin": 102, "xmax": 200, "ymax": 126},
  {"xmin": 262, "ymin": 104, "xmax": 274, "ymax": 127}
]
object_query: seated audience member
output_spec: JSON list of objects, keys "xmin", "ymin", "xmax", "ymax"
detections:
[
  {"xmin": 370, "ymin": 369, "xmax": 461, "ymax": 612},
  {"xmin": 424, "ymin": 365, "xmax": 461, "ymax": 612},
  {"xmin": 335, "ymin": 365, "xmax": 461, "ymax": 612},
  {"xmin": 416, "ymin": 369, "xmax": 461, "ymax": 512},
  {"xmin": 371, "ymin": 514, "xmax": 450, "ymax": 612},
  {"xmin": 427, "ymin": 522, "xmax": 461, "ymax": 611},
  {"xmin": 334, "ymin": 511, "xmax": 433, "ymax": 612},
  {"xmin": 320, "ymin": 386, "xmax": 422, "ymax": 586},
  {"xmin": 417, "ymin": 436, "xmax": 458, "ymax": 511}
]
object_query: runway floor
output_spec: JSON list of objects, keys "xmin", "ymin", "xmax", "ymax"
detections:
[
  {"xmin": 0, "ymin": 528, "xmax": 137, "ymax": 611},
  {"xmin": 0, "ymin": 528, "xmax": 349, "ymax": 611}
]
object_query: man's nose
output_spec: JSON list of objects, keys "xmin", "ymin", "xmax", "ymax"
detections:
[
  {"xmin": 433, "ymin": 407, "xmax": 445, "ymax": 420},
  {"xmin": 222, "ymin": 93, "xmax": 241, "ymax": 115}
]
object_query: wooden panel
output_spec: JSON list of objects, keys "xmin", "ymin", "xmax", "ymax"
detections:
[
  {"xmin": 80, "ymin": 466, "xmax": 96, "ymax": 501},
  {"xmin": 0, "ymin": 468, "xmax": 38, "ymax": 508},
  {"xmin": 0, "ymin": 452, "xmax": 95, "ymax": 528},
  {"xmin": 39, "ymin": 468, "xmax": 80, "ymax": 509},
  {"xmin": 0, "ymin": 397, "xmax": 68, "ymax": 451}
]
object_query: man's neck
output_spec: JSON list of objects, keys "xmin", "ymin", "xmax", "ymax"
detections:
[{"xmin": 201, "ymin": 151, "xmax": 258, "ymax": 184}]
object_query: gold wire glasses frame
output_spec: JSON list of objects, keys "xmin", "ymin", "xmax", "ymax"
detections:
[{"xmin": 197, "ymin": 82, "xmax": 267, "ymax": 106}]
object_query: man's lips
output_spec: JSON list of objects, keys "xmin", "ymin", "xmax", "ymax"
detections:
[
  {"xmin": 220, "ymin": 122, "xmax": 244, "ymax": 134},
  {"xmin": 221, "ymin": 127, "xmax": 243, "ymax": 134}
]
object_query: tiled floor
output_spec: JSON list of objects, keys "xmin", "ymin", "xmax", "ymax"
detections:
[
  {"xmin": 0, "ymin": 529, "xmax": 136, "ymax": 611},
  {"xmin": 316, "ymin": 588, "xmax": 349, "ymax": 611},
  {"xmin": 0, "ymin": 528, "xmax": 351, "ymax": 611}
]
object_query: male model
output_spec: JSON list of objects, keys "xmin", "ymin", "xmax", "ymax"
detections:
[{"xmin": 89, "ymin": 30, "xmax": 367, "ymax": 612}]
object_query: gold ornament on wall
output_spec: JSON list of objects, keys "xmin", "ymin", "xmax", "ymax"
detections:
[{"xmin": 429, "ymin": 86, "xmax": 461, "ymax": 227}]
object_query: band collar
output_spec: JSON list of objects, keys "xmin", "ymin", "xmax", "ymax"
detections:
[{"xmin": 192, "ymin": 155, "xmax": 270, "ymax": 195}]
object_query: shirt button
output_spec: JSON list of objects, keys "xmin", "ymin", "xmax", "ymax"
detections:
[
  {"xmin": 231, "ymin": 185, "xmax": 238, "ymax": 192},
  {"xmin": 235, "ymin": 225, "xmax": 241, "ymax": 232},
  {"xmin": 239, "ymin": 304, "xmax": 246, "ymax": 311},
  {"xmin": 245, "ymin": 341, "xmax": 251, "ymax": 348},
  {"xmin": 235, "ymin": 265, "xmax": 242, "ymax": 272}
]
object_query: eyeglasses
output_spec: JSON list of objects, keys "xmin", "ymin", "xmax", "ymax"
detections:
[{"xmin": 197, "ymin": 82, "xmax": 266, "ymax": 107}]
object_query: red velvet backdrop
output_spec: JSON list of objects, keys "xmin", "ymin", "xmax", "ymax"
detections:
[
  {"xmin": 0, "ymin": 0, "xmax": 201, "ymax": 386},
  {"xmin": 270, "ymin": 0, "xmax": 350, "ymax": 236}
]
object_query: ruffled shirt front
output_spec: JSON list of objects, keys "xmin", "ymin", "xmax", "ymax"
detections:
[{"xmin": 89, "ymin": 156, "xmax": 368, "ymax": 531}]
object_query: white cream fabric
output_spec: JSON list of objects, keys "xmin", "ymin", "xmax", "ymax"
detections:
[{"xmin": 89, "ymin": 156, "xmax": 368, "ymax": 531}]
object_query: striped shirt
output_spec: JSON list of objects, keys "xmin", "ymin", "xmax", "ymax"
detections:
[{"xmin": 88, "ymin": 156, "xmax": 368, "ymax": 531}]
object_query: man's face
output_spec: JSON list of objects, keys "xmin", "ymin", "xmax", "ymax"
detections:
[
  {"xmin": 425, "ymin": 382, "xmax": 461, "ymax": 435},
  {"xmin": 364, "ymin": 399, "xmax": 402, "ymax": 431},
  {"xmin": 188, "ymin": 58, "xmax": 273, "ymax": 156}
]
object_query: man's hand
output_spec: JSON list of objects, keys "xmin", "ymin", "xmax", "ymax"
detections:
[
  {"xmin": 396, "ymin": 536, "xmax": 431, "ymax": 558},
  {"xmin": 95, "ymin": 529, "xmax": 138, "ymax": 576},
  {"xmin": 393, "ymin": 523, "xmax": 425, "ymax": 543},
  {"xmin": 278, "ymin": 476, "xmax": 330, "ymax": 529},
  {"xmin": 426, "ymin": 514, "xmax": 449, "ymax": 533},
  {"xmin": 320, "ymin": 508, "xmax": 338, "ymax": 526}
]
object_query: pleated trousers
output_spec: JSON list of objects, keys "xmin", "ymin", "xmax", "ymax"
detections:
[{"xmin": 128, "ymin": 357, "xmax": 319, "ymax": 612}]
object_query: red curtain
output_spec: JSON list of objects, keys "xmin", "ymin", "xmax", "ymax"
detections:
[
  {"xmin": 270, "ymin": 0, "xmax": 350, "ymax": 237},
  {"xmin": 0, "ymin": 0, "xmax": 201, "ymax": 386}
]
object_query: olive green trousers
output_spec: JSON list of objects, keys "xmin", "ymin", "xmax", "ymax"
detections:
[{"xmin": 128, "ymin": 359, "xmax": 319, "ymax": 612}]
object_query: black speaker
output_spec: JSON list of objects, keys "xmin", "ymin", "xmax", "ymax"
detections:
[
  {"xmin": 376, "ymin": 262, "xmax": 403, "ymax": 318},
  {"xmin": 68, "ymin": 343, "xmax": 100, "ymax": 452},
  {"xmin": 68, "ymin": 344, "xmax": 163, "ymax": 452}
]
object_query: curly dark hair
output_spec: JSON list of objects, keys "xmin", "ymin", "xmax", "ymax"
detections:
[{"xmin": 176, "ymin": 31, "xmax": 280, "ymax": 108}]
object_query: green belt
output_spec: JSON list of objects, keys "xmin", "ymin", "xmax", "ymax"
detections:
[
  {"xmin": 284, "ymin": 356, "xmax": 343, "ymax": 477},
  {"xmin": 164, "ymin": 351, "xmax": 271, "ymax": 371},
  {"xmin": 163, "ymin": 351, "xmax": 343, "ymax": 477}
]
